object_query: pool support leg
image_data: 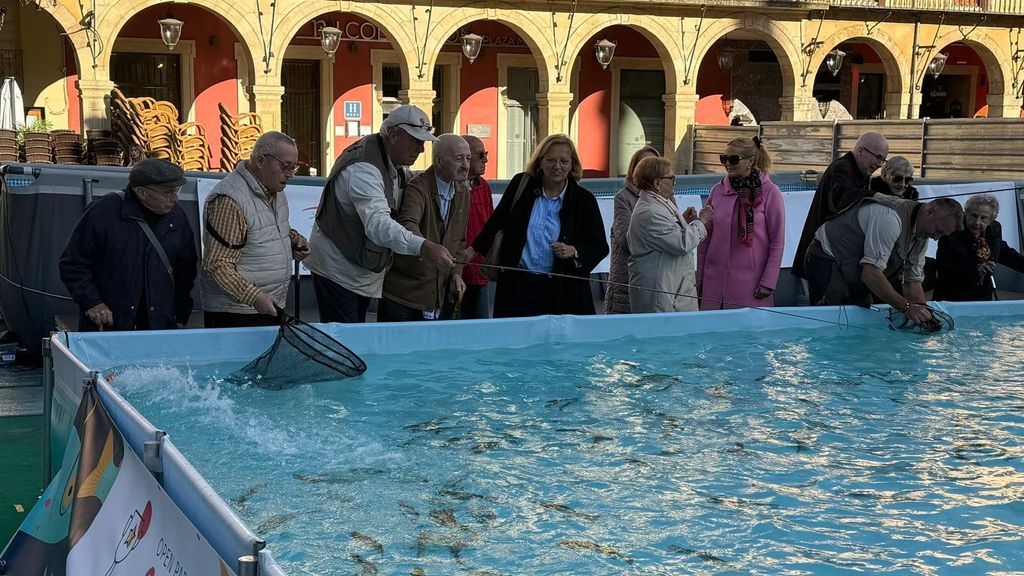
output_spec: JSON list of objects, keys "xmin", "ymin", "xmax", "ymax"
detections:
[
  {"xmin": 143, "ymin": 430, "xmax": 167, "ymax": 486},
  {"xmin": 41, "ymin": 338, "xmax": 53, "ymax": 488}
]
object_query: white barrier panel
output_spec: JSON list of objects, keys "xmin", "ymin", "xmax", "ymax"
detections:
[
  {"xmin": 0, "ymin": 385, "xmax": 237, "ymax": 576},
  {"xmin": 197, "ymin": 178, "xmax": 1020, "ymax": 275}
]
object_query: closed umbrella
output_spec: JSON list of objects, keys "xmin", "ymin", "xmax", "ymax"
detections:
[{"xmin": 0, "ymin": 77, "xmax": 26, "ymax": 130}]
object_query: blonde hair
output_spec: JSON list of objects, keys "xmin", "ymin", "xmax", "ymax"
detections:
[
  {"xmin": 626, "ymin": 146, "xmax": 660, "ymax": 184},
  {"xmin": 633, "ymin": 156, "xmax": 672, "ymax": 191},
  {"xmin": 526, "ymin": 134, "xmax": 583, "ymax": 181},
  {"xmin": 726, "ymin": 137, "xmax": 773, "ymax": 175}
]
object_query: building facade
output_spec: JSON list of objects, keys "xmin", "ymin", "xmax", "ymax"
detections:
[{"xmin": 1, "ymin": 0, "xmax": 1022, "ymax": 178}]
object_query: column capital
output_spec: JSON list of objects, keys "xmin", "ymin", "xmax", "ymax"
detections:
[
  {"xmin": 248, "ymin": 83, "xmax": 285, "ymax": 132},
  {"xmin": 537, "ymin": 90, "xmax": 575, "ymax": 138},
  {"xmin": 76, "ymin": 78, "xmax": 115, "ymax": 132},
  {"xmin": 779, "ymin": 95, "xmax": 820, "ymax": 122},
  {"xmin": 662, "ymin": 92, "xmax": 700, "ymax": 109},
  {"xmin": 399, "ymin": 88, "xmax": 437, "ymax": 107}
]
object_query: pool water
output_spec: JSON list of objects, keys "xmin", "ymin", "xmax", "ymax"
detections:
[{"xmin": 110, "ymin": 316, "xmax": 1024, "ymax": 575}]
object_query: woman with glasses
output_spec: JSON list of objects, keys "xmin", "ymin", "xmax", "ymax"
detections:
[
  {"xmin": 870, "ymin": 156, "xmax": 919, "ymax": 200},
  {"xmin": 627, "ymin": 156, "xmax": 712, "ymax": 313},
  {"xmin": 606, "ymin": 145, "xmax": 660, "ymax": 314},
  {"xmin": 471, "ymin": 134, "xmax": 608, "ymax": 317},
  {"xmin": 934, "ymin": 194, "xmax": 1024, "ymax": 301},
  {"xmin": 696, "ymin": 137, "xmax": 784, "ymax": 309}
]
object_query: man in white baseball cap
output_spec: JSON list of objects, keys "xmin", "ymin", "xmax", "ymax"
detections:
[{"xmin": 306, "ymin": 105, "xmax": 455, "ymax": 323}]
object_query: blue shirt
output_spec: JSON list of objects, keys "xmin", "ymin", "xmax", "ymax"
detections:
[
  {"xmin": 435, "ymin": 175, "xmax": 454, "ymax": 230},
  {"xmin": 520, "ymin": 182, "xmax": 566, "ymax": 272}
]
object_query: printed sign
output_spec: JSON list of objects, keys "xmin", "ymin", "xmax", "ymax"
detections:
[
  {"xmin": 0, "ymin": 385, "xmax": 235, "ymax": 576},
  {"xmin": 344, "ymin": 101, "xmax": 362, "ymax": 120}
]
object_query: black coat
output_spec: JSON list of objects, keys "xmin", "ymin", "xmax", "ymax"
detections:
[
  {"xmin": 934, "ymin": 220, "xmax": 1024, "ymax": 301},
  {"xmin": 869, "ymin": 176, "xmax": 919, "ymax": 201},
  {"xmin": 59, "ymin": 188, "xmax": 198, "ymax": 331},
  {"xmin": 473, "ymin": 173, "xmax": 608, "ymax": 317},
  {"xmin": 793, "ymin": 152, "xmax": 871, "ymax": 278}
]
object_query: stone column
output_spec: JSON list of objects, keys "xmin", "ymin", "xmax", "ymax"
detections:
[
  {"xmin": 398, "ymin": 87, "xmax": 437, "ymax": 170},
  {"xmin": 662, "ymin": 92, "xmax": 700, "ymax": 173},
  {"xmin": 885, "ymin": 91, "xmax": 912, "ymax": 120},
  {"xmin": 537, "ymin": 91, "xmax": 575, "ymax": 139},
  {"xmin": 779, "ymin": 94, "xmax": 820, "ymax": 122},
  {"xmin": 986, "ymin": 92, "xmax": 1017, "ymax": 118},
  {"xmin": 76, "ymin": 78, "xmax": 115, "ymax": 132},
  {"xmin": 248, "ymin": 83, "xmax": 285, "ymax": 132}
]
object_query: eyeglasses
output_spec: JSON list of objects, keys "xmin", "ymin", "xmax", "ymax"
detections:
[
  {"xmin": 142, "ymin": 186, "xmax": 180, "ymax": 198},
  {"xmin": 890, "ymin": 175, "xmax": 913, "ymax": 184},
  {"xmin": 264, "ymin": 153, "xmax": 300, "ymax": 175},
  {"xmin": 860, "ymin": 147, "xmax": 887, "ymax": 164},
  {"xmin": 719, "ymin": 154, "xmax": 750, "ymax": 166},
  {"xmin": 477, "ymin": 151, "xmax": 489, "ymax": 161}
]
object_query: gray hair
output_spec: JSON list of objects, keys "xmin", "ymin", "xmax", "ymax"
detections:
[
  {"xmin": 965, "ymin": 193, "xmax": 1000, "ymax": 217},
  {"xmin": 929, "ymin": 197, "xmax": 965, "ymax": 224},
  {"xmin": 881, "ymin": 156, "xmax": 914, "ymax": 180},
  {"xmin": 433, "ymin": 134, "xmax": 467, "ymax": 163},
  {"xmin": 251, "ymin": 131, "xmax": 296, "ymax": 159}
]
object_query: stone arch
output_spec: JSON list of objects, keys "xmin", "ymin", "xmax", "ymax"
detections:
[
  {"xmin": 97, "ymin": 0, "xmax": 263, "ymax": 80},
  {"xmin": 691, "ymin": 13, "xmax": 802, "ymax": 99},
  {"xmin": 561, "ymin": 15, "xmax": 683, "ymax": 94},
  {"xmin": 37, "ymin": 3, "xmax": 88, "ymax": 75},
  {"xmin": 423, "ymin": 8, "xmax": 555, "ymax": 93},
  {"xmin": 271, "ymin": 1, "xmax": 416, "ymax": 87},
  {"xmin": 809, "ymin": 26, "xmax": 906, "ymax": 96},
  {"xmin": 932, "ymin": 31, "xmax": 1009, "ymax": 96}
]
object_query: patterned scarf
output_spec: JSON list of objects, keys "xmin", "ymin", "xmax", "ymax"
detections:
[
  {"xmin": 729, "ymin": 170, "xmax": 762, "ymax": 245},
  {"xmin": 974, "ymin": 233, "xmax": 992, "ymax": 285}
]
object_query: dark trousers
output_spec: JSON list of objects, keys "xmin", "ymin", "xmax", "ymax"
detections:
[
  {"xmin": 804, "ymin": 246, "xmax": 835, "ymax": 307},
  {"xmin": 312, "ymin": 273, "xmax": 371, "ymax": 323},
  {"xmin": 378, "ymin": 296, "xmax": 455, "ymax": 322},
  {"xmin": 456, "ymin": 283, "xmax": 491, "ymax": 319},
  {"xmin": 493, "ymin": 271, "xmax": 559, "ymax": 318},
  {"xmin": 204, "ymin": 311, "xmax": 279, "ymax": 328}
]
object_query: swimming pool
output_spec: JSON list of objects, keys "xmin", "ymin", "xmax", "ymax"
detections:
[{"xmin": 91, "ymin": 309, "xmax": 1024, "ymax": 575}]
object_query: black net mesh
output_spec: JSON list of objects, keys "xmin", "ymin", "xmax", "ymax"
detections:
[
  {"xmin": 229, "ymin": 314, "xmax": 367, "ymax": 390},
  {"xmin": 884, "ymin": 306, "xmax": 955, "ymax": 334}
]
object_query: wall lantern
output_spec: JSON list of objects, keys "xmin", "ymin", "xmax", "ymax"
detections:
[
  {"xmin": 928, "ymin": 52, "xmax": 948, "ymax": 79},
  {"xmin": 461, "ymin": 33, "xmax": 483, "ymax": 64},
  {"xmin": 158, "ymin": 17, "xmax": 183, "ymax": 50},
  {"xmin": 320, "ymin": 26, "xmax": 342, "ymax": 60},
  {"xmin": 825, "ymin": 49, "xmax": 845, "ymax": 76},
  {"xmin": 717, "ymin": 47, "xmax": 735, "ymax": 73},
  {"xmin": 594, "ymin": 39, "xmax": 616, "ymax": 70}
]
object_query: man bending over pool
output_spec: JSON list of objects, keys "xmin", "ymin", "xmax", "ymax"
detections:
[{"xmin": 803, "ymin": 194, "xmax": 963, "ymax": 327}]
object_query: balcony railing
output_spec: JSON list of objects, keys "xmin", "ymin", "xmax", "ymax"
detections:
[{"xmin": 830, "ymin": 0, "xmax": 1024, "ymax": 14}]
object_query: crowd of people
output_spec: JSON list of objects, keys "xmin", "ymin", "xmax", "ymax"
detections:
[{"xmin": 57, "ymin": 106, "xmax": 1024, "ymax": 332}]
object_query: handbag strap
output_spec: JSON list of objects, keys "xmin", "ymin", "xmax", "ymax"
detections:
[
  {"xmin": 136, "ymin": 219, "xmax": 175, "ymax": 290},
  {"xmin": 510, "ymin": 173, "xmax": 530, "ymax": 209}
]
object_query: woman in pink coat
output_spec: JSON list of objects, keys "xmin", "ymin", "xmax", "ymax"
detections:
[{"xmin": 697, "ymin": 136, "xmax": 785, "ymax": 309}]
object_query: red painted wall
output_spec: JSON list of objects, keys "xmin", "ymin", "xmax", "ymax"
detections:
[
  {"xmin": 65, "ymin": 39, "xmax": 80, "ymax": 133},
  {"xmin": 119, "ymin": 4, "xmax": 240, "ymax": 169},
  {"xmin": 695, "ymin": 40, "xmax": 732, "ymax": 124}
]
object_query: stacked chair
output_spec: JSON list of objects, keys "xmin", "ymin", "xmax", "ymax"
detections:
[
  {"xmin": 51, "ymin": 130, "xmax": 84, "ymax": 165},
  {"xmin": 84, "ymin": 129, "xmax": 124, "ymax": 166},
  {"xmin": 110, "ymin": 87, "xmax": 212, "ymax": 171},
  {"xmin": 218, "ymin": 102, "xmax": 263, "ymax": 172},
  {"xmin": 22, "ymin": 132, "xmax": 53, "ymax": 164},
  {"xmin": 0, "ymin": 130, "xmax": 18, "ymax": 163}
]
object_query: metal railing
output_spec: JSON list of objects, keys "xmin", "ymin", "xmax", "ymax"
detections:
[{"xmin": 830, "ymin": 0, "xmax": 1024, "ymax": 14}]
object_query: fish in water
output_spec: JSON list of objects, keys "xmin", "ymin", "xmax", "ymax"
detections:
[
  {"xmin": 666, "ymin": 545, "xmax": 729, "ymax": 565},
  {"xmin": 536, "ymin": 501, "xmax": 599, "ymax": 522},
  {"xmin": 350, "ymin": 531, "xmax": 384, "ymax": 553},
  {"xmin": 410, "ymin": 569, "xmax": 427, "ymax": 576},
  {"xmin": 472, "ymin": 441, "xmax": 501, "ymax": 453},
  {"xmin": 231, "ymin": 482, "xmax": 266, "ymax": 507},
  {"xmin": 414, "ymin": 531, "xmax": 470, "ymax": 559},
  {"xmin": 726, "ymin": 442, "xmax": 754, "ymax": 455},
  {"xmin": 592, "ymin": 435, "xmax": 614, "ymax": 444},
  {"xmin": 623, "ymin": 457, "xmax": 655, "ymax": 470},
  {"xmin": 558, "ymin": 540, "xmax": 633, "ymax": 564},
  {"xmin": 398, "ymin": 502, "xmax": 420, "ymax": 520},
  {"xmin": 439, "ymin": 488, "xmax": 490, "ymax": 501},
  {"xmin": 429, "ymin": 508, "xmax": 468, "ymax": 530},
  {"xmin": 292, "ymin": 467, "xmax": 387, "ymax": 484},
  {"xmin": 632, "ymin": 374, "xmax": 682, "ymax": 391},
  {"xmin": 256, "ymin": 511, "xmax": 301, "ymax": 534},
  {"xmin": 351, "ymin": 553, "xmax": 379, "ymax": 575},
  {"xmin": 545, "ymin": 398, "xmax": 579, "ymax": 411}
]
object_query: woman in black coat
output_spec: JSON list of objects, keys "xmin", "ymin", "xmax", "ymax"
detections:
[
  {"xmin": 934, "ymin": 193, "xmax": 1024, "ymax": 301},
  {"xmin": 869, "ymin": 155, "xmax": 919, "ymax": 200},
  {"xmin": 471, "ymin": 134, "xmax": 608, "ymax": 317}
]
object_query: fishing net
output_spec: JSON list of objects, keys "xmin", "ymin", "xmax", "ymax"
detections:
[
  {"xmin": 883, "ymin": 305, "xmax": 955, "ymax": 334},
  {"xmin": 229, "ymin": 312, "xmax": 366, "ymax": 390}
]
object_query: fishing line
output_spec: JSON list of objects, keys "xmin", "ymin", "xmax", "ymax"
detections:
[{"xmin": 456, "ymin": 259, "xmax": 882, "ymax": 333}]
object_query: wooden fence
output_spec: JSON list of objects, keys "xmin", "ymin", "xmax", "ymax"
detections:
[{"xmin": 691, "ymin": 118, "xmax": 1024, "ymax": 180}]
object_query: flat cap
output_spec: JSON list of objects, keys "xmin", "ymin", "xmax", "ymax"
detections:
[{"xmin": 128, "ymin": 158, "xmax": 187, "ymax": 189}]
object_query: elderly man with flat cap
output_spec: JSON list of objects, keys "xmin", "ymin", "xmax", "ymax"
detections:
[
  {"xmin": 306, "ymin": 104, "xmax": 456, "ymax": 323},
  {"xmin": 60, "ymin": 158, "xmax": 198, "ymax": 331}
]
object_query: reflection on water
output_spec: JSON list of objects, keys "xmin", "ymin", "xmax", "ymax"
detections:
[{"xmin": 112, "ymin": 316, "xmax": 1024, "ymax": 575}]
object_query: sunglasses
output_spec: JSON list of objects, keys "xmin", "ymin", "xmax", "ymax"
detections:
[
  {"xmin": 890, "ymin": 175, "xmax": 914, "ymax": 184},
  {"xmin": 720, "ymin": 154, "xmax": 750, "ymax": 166},
  {"xmin": 264, "ymin": 153, "xmax": 302, "ymax": 175},
  {"xmin": 477, "ymin": 151, "xmax": 489, "ymax": 161}
]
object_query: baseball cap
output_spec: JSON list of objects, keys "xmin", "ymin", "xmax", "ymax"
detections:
[
  {"xmin": 128, "ymin": 158, "xmax": 187, "ymax": 188},
  {"xmin": 381, "ymin": 105, "xmax": 438, "ymax": 142}
]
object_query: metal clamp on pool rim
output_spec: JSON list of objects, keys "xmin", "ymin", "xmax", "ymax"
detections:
[{"xmin": 143, "ymin": 430, "xmax": 167, "ymax": 483}]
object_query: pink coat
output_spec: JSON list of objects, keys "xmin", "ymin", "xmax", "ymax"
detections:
[{"xmin": 697, "ymin": 172, "xmax": 785, "ymax": 310}]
